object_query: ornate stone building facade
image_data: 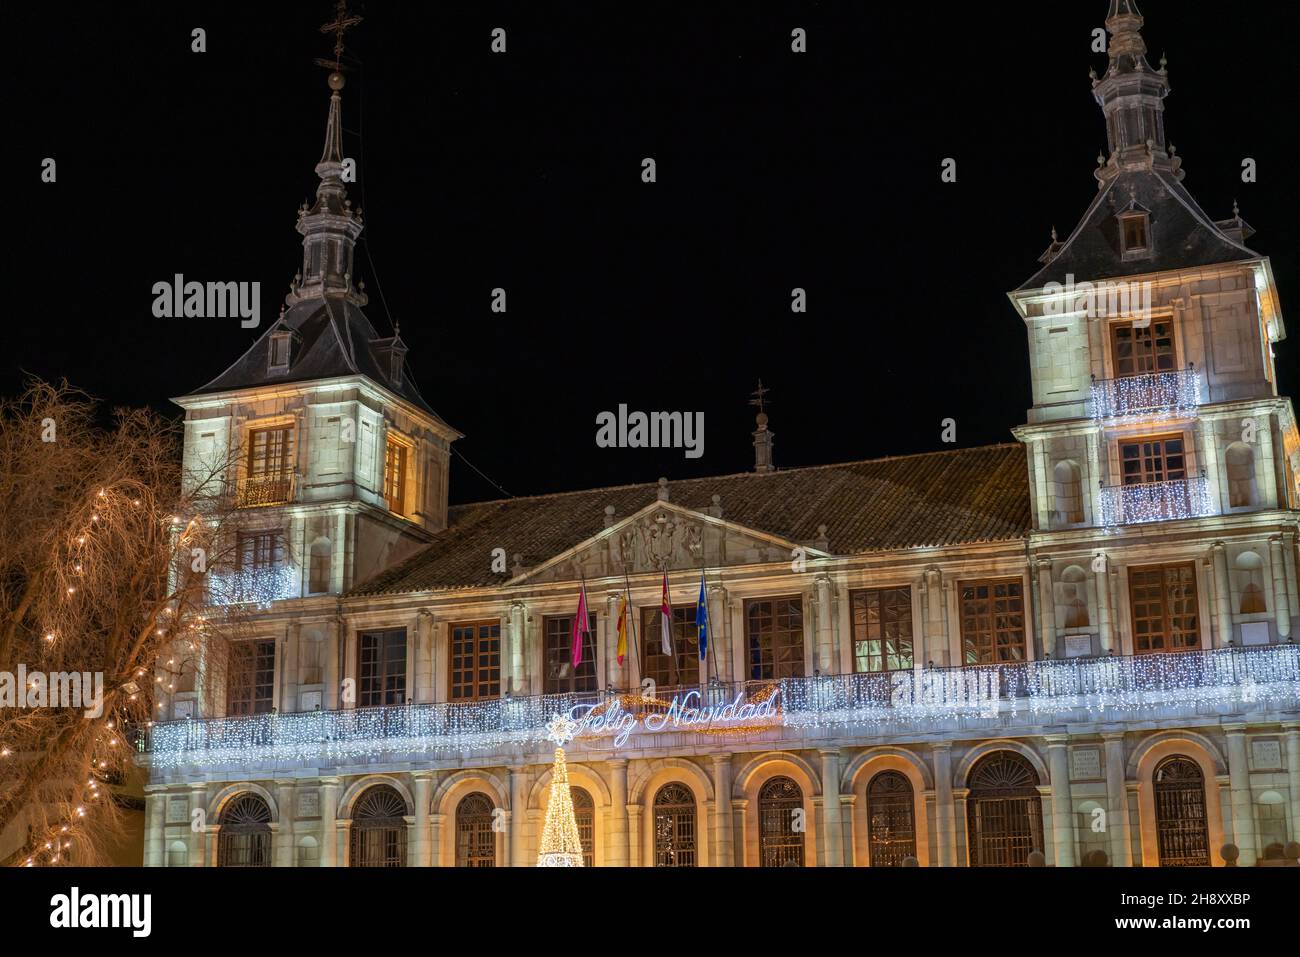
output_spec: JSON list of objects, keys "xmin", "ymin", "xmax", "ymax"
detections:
[{"xmin": 140, "ymin": 2, "xmax": 1300, "ymax": 867}]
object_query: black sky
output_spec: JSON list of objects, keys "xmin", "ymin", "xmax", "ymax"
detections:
[{"xmin": 9, "ymin": 1, "xmax": 1299, "ymax": 503}]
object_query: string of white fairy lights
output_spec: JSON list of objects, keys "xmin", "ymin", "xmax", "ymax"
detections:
[{"xmin": 146, "ymin": 645, "xmax": 1300, "ymax": 769}]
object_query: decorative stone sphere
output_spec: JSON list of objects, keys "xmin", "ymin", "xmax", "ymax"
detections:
[
  {"xmin": 1220, "ymin": 843, "xmax": 1239, "ymax": 865},
  {"xmin": 901, "ymin": 856, "xmax": 919, "ymax": 867},
  {"xmin": 328, "ymin": 71, "xmax": 345, "ymax": 91},
  {"xmin": 756, "ymin": 412, "xmax": 769, "ymax": 427},
  {"xmin": 1285, "ymin": 841, "xmax": 1300, "ymax": 862},
  {"xmin": 1027, "ymin": 850, "xmax": 1046, "ymax": 867}
]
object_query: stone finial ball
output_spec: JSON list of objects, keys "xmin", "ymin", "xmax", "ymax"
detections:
[
  {"xmin": 1285, "ymin": 841, "xmax": 1300, "ymax": 862},
  {"xmin": 756, "ymin": 412, "xmax": 769, "ymax": 427},
  {"xmin": 328, "ymin": 71, "xmax": 346, "ymax": 91},
  {"xmin": 1027, "ymin": 850, "xmax": 1046, "ymax": 867},
  {"xmin": 1220, "ymin": 843, "xmax": 1239, "ymax": 864},
  {"xmin": 901, "ymin": 856, "xmax": 919, "ymax": 867}
]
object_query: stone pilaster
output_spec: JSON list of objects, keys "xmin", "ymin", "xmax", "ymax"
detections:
[
  {"xmin": 320, "ymin": 777, "xmax": 340, "ymax": 867},
  {"xmin": 509, "ymin": 766, "xmax": 528, "ymax": 867},
  {"xmin": 1037, "ymin": 559, "xmax": 1057, "ymax": 657},
  {"xmin": 1225, "ymin": 724, "xmax": 1256, "ymax": 865},
  {"xmin": 143, "ymin": 788, "xmax": 166, "ymax": 867},
  {"xmin": 412, "ymin": 772, "xmax": 433, "ymax": 866},
  {"xmin": 712, "ymin": 753, "xmax": 734, "ymax": 866},
  {"xmin": 932, "ymin": 743, "xmax": 955, "ymax": 866},
  {"xmin": 509, "ymin": 600, "xmax": 526, "ymax": 696},
  {"xmin": 1103, "ymin": 732, "xmax": 1134, "ymax": 866},
  {"xmin": 820, "ymin": 748, "xmax": 844, "ymax": 866},
  {"xmin": 815, "ymin": 574, "xmax": 834, "ymax": 674},
  {"xmin": 1211, "ymin": 542, "xmax": 1233, "ymax": 647},
  {"xmin": 274, "ymin": 780, "xmax": 296, "ymax": 867},
  {"xmin": 1268, "ymin": 535, "xmax": 1292, "ymax": 639},
  {"xmin": 608, "ymin": 759, "xmax": 630, "ymax": 867},
  {"xmin": 1095, "ymin": 552, "xmax": 1114, "ymax": 652},
  {"xmin": 1046, "ymin": 736, "xmax": 1074, "ymax": 867},
  {"xmin": 1285, "ymin": 725, "xmax": 1300, "ymax": 847}
]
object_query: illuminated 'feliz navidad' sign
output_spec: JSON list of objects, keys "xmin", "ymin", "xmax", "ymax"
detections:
[{"xmin": 564, "ymin": 689, "xmax": 782, "ymax": 748}]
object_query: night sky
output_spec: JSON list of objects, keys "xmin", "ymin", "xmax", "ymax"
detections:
[{"xmin": 9, "ymin": 1, "xmax": 1298, "ymax": 503}]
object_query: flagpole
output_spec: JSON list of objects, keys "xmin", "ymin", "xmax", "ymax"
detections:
[{"xmin": 622, "ymin": 564, "xmax": 643, "ymax": 695}]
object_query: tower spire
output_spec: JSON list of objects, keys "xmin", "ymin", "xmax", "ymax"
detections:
[
  {"xmin": 287, "ymin": 2, "xmax": 366, "ymax": 308},
  {"xmin": 1090, "ymin": 0, "xmax": 1179, "ymax": 186}
]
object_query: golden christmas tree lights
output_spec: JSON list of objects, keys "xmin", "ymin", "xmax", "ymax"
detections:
[{"xmin": 536, "ymin": 713, "xmax": 584, "ymax": 867}]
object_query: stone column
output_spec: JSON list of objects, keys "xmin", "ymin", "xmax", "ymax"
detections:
[
  {"xmin": 708, "ymin": 584, "xmax": 729, "ymax": 682},
  {"xmin": 274, "ymin": 780, "xmax": 296, "ymax": 867},
  {"xmin": 932, "ymin": 744, "xmax": 955, "ymax": 866},
  {"xmin": 712, "ymin": 753, "xmax": 734, "ymax": 867},
  {"xmin": 323, "ymin": 616, "xmax": 341, "ymax": 709},
  {"xmin": 608, "ymin": 759, "xmax": 630, "ymax": 867},
  {"xmin": 1285, "ymin": 725, "xmax": 1300, "ymax": 846},
  {"xmin": 820, "ymin": 749, "xmax": 844, "ymax": 866},
  {"xmin": 1037, "ymin": 559, "xmax": 1057, "ymax": 658},
  {"xmin": 815, "ymin": 575, "xmax": 834, "ymax": 674},
  {"xmin": 1212, "ymin": 542, "xmax": 1233, "ymax": 648},
  {"xmin": 143, "ymin": 788, "xmax": 166, "ymax": 867},
  {"xmin": 429, "ymin": 813, "xmax": 445, "ymax": 868},
  {"xmin": 1095, "ymin": 552, "xmax": 1115, "ymax": 652},
  {"xmin": 320, "ymin": 778, "xmax": 340, "ymax": 867},
  {"xmin": 627, "ymin": 804, "xmax": 643, "ymax": 867},
  {"xmin": 412, "ymin": 773, "xmax": 433, "ymax": 867},
  {"xmin": 414, "ymin": 611, "xmax": 433, "ymax": 703},
  {"xmin": 1046, "ymin": 736, "xmax": 1075, "ymax": 867},
  {"xmin": 189, "ymin": 784, "xmax": 207, "ymax": 866},
  {"xmin": 509, "ymin": 601, "xmax": 526, "ymax": 696},
  {"xmin": 1103, "ymin": 733, "xmax": 1134, "ymax": 866},
  {"xmin": 1225, "ymin": 725, "xmax": 1256, "ymax": 865},
  {"xmin": 342, "ymin": 623, "xmax": 358, "ymax": 709},
  {"xmin": 510, "ymin": 766, "xmax": 528, "ymax": 867},
  {"xmin": 1269, "ymin": 535, "xmax": 1292, "ymax": 639},
  {"xmin": 925, "ymin": 567, "xmax": 946, "ymax": 665},
  {"xmin": 281, "ymin": 623, "xmax": 300, "ymax": 713}
]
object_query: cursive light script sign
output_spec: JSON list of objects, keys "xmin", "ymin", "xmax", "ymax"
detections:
[{"xmin": 567, "ymin": 689, "xmax": 782, "ymax": 747}]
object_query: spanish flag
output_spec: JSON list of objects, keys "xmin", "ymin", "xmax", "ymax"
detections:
[{"xmin": 615, "ymin": 595, "xmax": 629, "ymax": 666}]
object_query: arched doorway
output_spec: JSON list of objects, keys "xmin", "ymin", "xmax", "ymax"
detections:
[
  {"xmin": 967, "ymin": 752, "xmax": 1043, "ymax": 867},
  {"xmin": 867, "ymin": 771, "xmax": 916, "ymax": 866},
  {"xmin": 653, "ymin": 783, "xmax": 697, "ymax": 867},
  {"xmin": 217, "ymin": 793, "xmax": 272, "ymax": 867},
  {"xmin": 758, "ymin": 776, "xmax": 804, "ymax": 867},
  {"xmin": 349, "ymin": 785, "xmax": 407, "ymax": 867},
  {"xmin": 455, "ymin": 793, "xmax": 496, "ymax": 867},
  {"xmin": 1153, "ymin": 756, "xmax": 1210, "ymax": 866}
]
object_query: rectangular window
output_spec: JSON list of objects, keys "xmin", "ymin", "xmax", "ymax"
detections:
[
  {"xmin": 1121, "ymin": 214, "xmax": 1149, "ymax": 253},
  {"xmin": 745, "ymin": 597, "xmax": 804, "ymax": 680},
  {"xmin": 959, "ymin": 579, "xmax": 1026, "ymax": 664},
  {"xmin": 1128, "ymin": 563, "xmax": 1200, "ymax": 653},
  {"xmin": 247, "ymin": 426, "xmax": 293, "ymax": 478},
  {"xmin": 384, "ymin": 436, "xmax": 407, "ymax": 515},
  {"xmin": 237, "ymin": 530, "xmax": 284, "ymax": 570},
  {"xmin": 227, "ymin": 639, "xmax": 275, "ymax": 716},
  {"xmin": 1110, "ymin": 318, "xmax": 1175, "ymax": 377},
  {"xmin": 641, "ymin": 606, "xmax": 700, "ymax": 691},
  {"xmin": 851, "ymin": 587, "xmax": 913, "ymax": 672},
  {"xmin": 358, "ymin": 628, "xmax": 407, "ymax": 707},
  {"xmin": 449, "ymin": 620, "xmax": 501, "ymax": 701},
  {"xmin": 269, "ymin": 335, "xmax": 290, "ymax": 368},
  {"xmin": 543, "ymin": 615, "xmax": 597, "ymax": 695},
  {"xmin": 1119, "ymin": 434, "xmax": 1186, "ymax": 485}
]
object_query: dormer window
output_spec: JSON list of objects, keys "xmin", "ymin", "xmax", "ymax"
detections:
[
  {"xmin": 268, "ymin": 332, "xmax": 292, "ymax": 373},
  {"xmin": 390, "ymin": 350, "xmax": 404, "ymax": 388},
  {"xmin": 1119, "ymin": 210, "xmax": 1151, "ymax": 259}
]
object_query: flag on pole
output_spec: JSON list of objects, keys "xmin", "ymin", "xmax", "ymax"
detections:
[
  {"xmin": 695, "ymin": 569, "xmax": 708, "ymax": 660},
  {"xmin": 660, "ymin": 573, "xmax": 673, "ymax": 655},
  {"xmin": 615, "ymin": 594, "xmax": 629, "ymax": 666},
  {"xmin": 571, "ymin": 583, "xmax": 590, "ymax": 669}
]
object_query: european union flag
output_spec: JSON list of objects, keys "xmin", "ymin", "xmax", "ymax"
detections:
[{"xmin": 695, "ymin": 569, "xmax": 708, "ymax": 660}]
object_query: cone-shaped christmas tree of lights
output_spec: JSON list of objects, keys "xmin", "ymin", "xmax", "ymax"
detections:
[{"xmin": 537, "ymin": 714, "xmax": 584, "ymax": 867}]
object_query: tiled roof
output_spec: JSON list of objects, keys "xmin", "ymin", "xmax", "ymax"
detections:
[{"xmin": 352, "ymin": 443, "xmax": 1031, "ymax": 595}]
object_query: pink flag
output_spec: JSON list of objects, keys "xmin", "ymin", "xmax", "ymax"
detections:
[{"xmin": 571, "ymin": 583, "xmax": 590, "ymax": 669}]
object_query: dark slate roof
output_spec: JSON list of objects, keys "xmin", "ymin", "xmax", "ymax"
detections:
[
  {"xmin": 353, "ymin": 443, "xmax": 1031, "ymax": 594},
  {"xmin": 1019, "ymin": 168, "xmax": 1259, "ymax": 291},
  {"xmin": 186, "ymin": 297, "xmax": 456, "ymax": 430}
]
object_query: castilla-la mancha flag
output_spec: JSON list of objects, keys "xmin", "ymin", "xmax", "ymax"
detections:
[
  {"xmin": 572, "ymin": 583, "xmax": 590, "ymax": 669},
  {"xmin": 660, "ymin": 573, "xmax": 673, "ymax": 655}
]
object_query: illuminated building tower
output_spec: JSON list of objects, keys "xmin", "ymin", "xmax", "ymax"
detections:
[{"xmin": 1010, "ymin": 1, "xmax": 1297, "ymax": 662}]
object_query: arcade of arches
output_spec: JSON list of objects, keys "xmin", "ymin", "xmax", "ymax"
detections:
[{"xmin": 169, "ymin": 724, "xmax": 1299, "ymax": 867}]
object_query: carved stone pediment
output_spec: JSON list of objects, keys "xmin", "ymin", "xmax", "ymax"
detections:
[{"xmin": 513, "ymin": 502, "xmax": 829, "ymax": 585}]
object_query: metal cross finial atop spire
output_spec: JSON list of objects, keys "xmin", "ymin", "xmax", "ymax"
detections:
[
  {"xmin": 316, "ymin": 0, "xmax": 362, "ymax": 76},
  {"xmin": 748, "ymin": 379, "xmax": 771, "ymax": 415}
]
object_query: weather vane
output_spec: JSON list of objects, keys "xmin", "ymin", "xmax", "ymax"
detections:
[
  {"xmin": 316, "ymin": 0, "xmax": 362, "ymax": 75},
  {"xmin": 748, "ymin": 378, "xmax": 771, "ymax": 415}
]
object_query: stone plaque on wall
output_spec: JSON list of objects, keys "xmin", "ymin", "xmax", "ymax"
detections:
[
  {"xmin": 165, "ymin": 796, "xmax": 189, "ymax": 824},
  {"xmin": 1251, "ymin": 739, "xmax": 1282, "ymax": 770},
  {"xmin": 1070, "ymin": 748, "xmax": 1102, "ymax": 780},
  {"xmin": 1240, "ymin": 622, "xmax": 1271, "ymax": 646},
  {"xmin": 1063, "ymin": 635, "xmax": 1093, "ymax": 659},
  {"xmin": 297, "ymin": 789, "xmax": 321, "ymax": 818}
]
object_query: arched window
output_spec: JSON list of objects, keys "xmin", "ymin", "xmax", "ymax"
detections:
[
  {"xmin": 758, "ymin": 776, "xmax": 804, "ymax": 867},
  {"xmin": 455, "ymin": 793, "xmax": 496, "ymax": 867},
  {"xmin": 1234, "ymin": 551, "xmax": 1267, "ymax": 614},
  {"xmin": 572, "ymin": 787, "xmax": 595, "ymax": 867},
  {"xmin": 349, "ymin": 785, "xmax": 407, "ymax": 868},
  {"xmin": 218, "ymin": 793, "xmax": 273, "ymax": 867},
  {"xmin": 1052, "ymin": 460, "xmax": 1084, "ymax": 527},
  {"xmin": 653, "ymin": 783, "xmax": 697, "ymax": 867},
  {"xmin": 1058, "ymin": 565, "xmax": 1091, "ymax": 629},
  {"xmin": 867, "ymin": 771, "xmax": 916, "ymax": 867},
  {"xmin": 1153, "ymin": 756, "xmax": 1210, "ymax": 866},
  {"xmin": 167, "ymin": 840, "xmax": 188, "ymax": 868},
  {"xmin": 967, "ymin": 752, "xmax": 1044, "ymax": 867},
  {"xmin": 1225, "ymin": 442, "xmax": 1257, "ymax": 508},
  {"xmin": 308, "ymin": 538, "xmax": 332, "ymax": 594}
]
